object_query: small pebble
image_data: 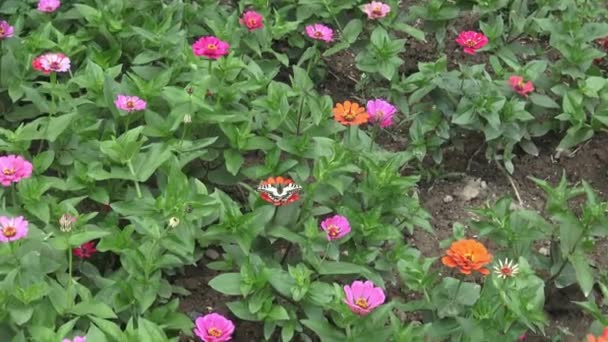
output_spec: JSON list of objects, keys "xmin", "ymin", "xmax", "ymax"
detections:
[
  {"xmin": 443, "ymin": 195, "xmax": 454, "ymax": 203},
  {"xmin": 205, "ymin": 249, "xmax": 220, "ymax": 260},
  {"xmin": 538, "ymin": 247, "xmax": 550, "ymax": 256}
]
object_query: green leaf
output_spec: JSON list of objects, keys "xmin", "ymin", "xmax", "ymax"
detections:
[
  {"xmin": 208, "ymin": 273, "xmax": 242, "ymax": 296},
  {"xmin": 68, "ymin": 230, "xmax": 111, "ymax": 248},
  {"xmin": 267, "ymin": 305, "xmax": 289, "ymax": 321},
  {"xmin": 569, "ymin": 252, "xmax": 594, "ymax": 297},
  {"xmin": 301, "ymin": 319, "xmax": 345, "ymax": 342},
  {"xmin": 70, "ymin": 301, "xmax": 118, "ymax": 319},
  {"xmin": 393, "ymin": 22, "xmax": 426, "ymax": 42},
  {"xmin": 226, "ymin": 301, "xmax": 259, "ymax": 321},
  {"xmin": 455, "ymin": 282, "xmax": 481, "ymax": 306},
  {"xmin": 21, "ymin": 86, "xmax": 49, "ymax": 113},
  {"xmin": 46, "ymin": 112, "xmax": 77, "ymax": 142},
  {"xmin": 224, "ymin": 149, "xmax": 244, "ymax": 176}
]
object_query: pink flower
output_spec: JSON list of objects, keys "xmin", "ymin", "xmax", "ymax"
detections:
[
  {"xmin": 0, "ymin": 216, "xmax": 29, "ymax": 243},
  {"xmin": 37, "ymin": 0, "xmax": 61, "ymax": 13},
  {"xmin": 0, "ymin": 21, "xmax": 14, "ymax": 39},
  {"xmin": 455, "ymin": 31, "xmax": 488, "ymax": 55},
  {"xmin": 320, "ymin": 215, "xmax": 351, "ymax": 241},
  {"xmin": 32, "ymin": 53, "xmax": 70, "ymax": 73},
  {"xmin": 62, "ymin": 337, "xmax": 86, "ymax": 342},
  {"xmin": 193, "ymin": 313, "xmax": 235, "ymax": 342},
  {"xmin": 73, "ymin": 241, "xmax": 97, "ymax": 259},
  {"xmin": 343, "ymin": 280, "xmax": 385, "ymax": 316},
  {"xmin": 508, "ymin": 76, "xmax": 534, "ymax": 98},
  {"xmin": 366, "ymin": 99, "xmax": 397, "ymax": 128},
  {"xmin": 192, "ymin": 36, "xmax": 230, "ymax": 60},
  {"xmin": 239, "ymin": 11, "xmax": 264, "ymax": 31},
  {"xmin": 305, "ymin": 24, "xmax": 333, "ymax": 42},
  {"xmin": 114, "ymin": 94, "xmax": 147, "ymax": 112},
  {"xmin": 0, "ymin": 155, "xmax": 33, "ymax": 186},
  {"xmin": 362, "ymin": 2, "xmax": 391, "ymax": 19}
]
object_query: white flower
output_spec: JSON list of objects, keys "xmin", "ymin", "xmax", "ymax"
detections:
[
  {"xmin": 168, "ymin": 217, "xmax": 180, "ymax": 228},
  {"xmin": 183, "ymin": 114, "xmax": 192, "ymax": 124},
  {"xmin": 493, "ymin": 258, "xmax": 519, "ymax": 279}
]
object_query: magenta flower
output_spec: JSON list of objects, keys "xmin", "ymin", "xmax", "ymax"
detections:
[
  {"xmin": 0, "ymin": 20, "xmax": 14, "ymax": 39},
  {"xmin": 239, "ymin": 10, "xmax": 264, "ymax": 31},
  {"xmin": 362, "ymin": 2, "xmax": 391, "ymax": 19},
  {"xmin": 0, "ymin": 216, "xmax": 29, "ymax": 243},
  {"xmin": 33, "ymin": 53, "xmax": 70, "ymax": 73},
  {"xmin": 37, "ymin": 0, "xmax": 61, "ymax": 12},
  {"xmin": 73, "ymin": 241, "xmax": 97, "ymax": 259},
  {"xmin": 508, "ymin": 76, "xmax": 534, "ymax": 98},
  {"xmin": 366, "ymin": 99, "xmax": 397, "ymax": 128},
  {"xmin": 305, "ymin": 24, "xmax": 333, "ymax": 42},
  {"xmin": 0, "ymin": 155, "xmax": 33, "ymax": 187},
  {"xmin": 320, "ymin": 215, "xmax": 351, "ymax": 241},
  {"xmin": 193, "ymin": 313, "xmax": 235, "ymax": 342},
  {"xmin": 192, "ymin": 36, "xmax": 230, "ymax": 60},
  {"xmin": 114, "ymin": 94, "xmax": 147, "ymax": 112},
  {"xmin": 455, "ymin": 31, "xmax": 488, "ymax": 55},
  {"xmin": 62, "ymin": 337, "xmax": 86, "ymax": 342},
  {"xmin": 343, "ymin": 280, "xmax": 385, "ymax": 316}
]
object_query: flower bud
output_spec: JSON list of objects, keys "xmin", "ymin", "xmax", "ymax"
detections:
[
  {"xmin": 59, "ymin": 214, "xmax": 77, "ymax": 232},
  {"xmin": 168, "ymin": 217, "xmax": 180, "ymax": 228},
  {"xmin": 183, "ymin": 114, "xmax": 192, "ymax": 124}
]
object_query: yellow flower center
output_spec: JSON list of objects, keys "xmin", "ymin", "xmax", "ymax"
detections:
[
  {"xmin": 327, "ymin": 224, "xmax": 340, "ymax": 238},
  {"xmin": 314, "ymin": 31, "xmax": 323, "ymax": 37},
  {"xmin": 465, "ymin": 39, "xmax": 477, "ymax": 47},
  {"xmin": 2, "ymin": 226, "xmax": 16, "ymax": 238},
  {"xmin": 207, "ymin": 43, "xmax": 217, "ymax": 50},
  {"xmin": 464, "ymin": 252, "xmax": 475, "ymax": 262},
  {"xmin": 0, "ymin": 27, "xmax": 4, "ymax": 35},
  {"xmin": 208, "ymin": 328, "xmax": 222, "ymax": 337},
  {"xmin": 126, "ymin": 100, "xmax": 134, "ymax": 108},
  {"xmin": 355, "ymin": 298, "xmax": 369, "ymax": 309},
  {"xmin": 2, "ymin": 168, "xmax": 15, "ymax": 176},
  {"xmin": 248, "ymin": 19, "xmax": 257, "ymax": 26},
  {"xmin": 372, "ymin": 6, "xmax": 382, "ymax": 15}
]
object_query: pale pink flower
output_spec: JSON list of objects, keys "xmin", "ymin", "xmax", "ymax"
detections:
[
  {"xmin": 35, "ymin": 53, "xmax": 70, "ymax": 73},
  {"xmin": 320, "ymin": 215, "xmax": 351, "ymax": 241},
  {"xmin": 0, "ymin": 216, "xmax": 29, "ymax": 243},
  {"xmin": 193, "ymin": 313, "xmax": 235, "ymax": 342},
  {"xmin": 0, "ymin": 155, "xmax": 33, "ymax": 186},
  {"xmin": 59, "ymin": 213, "xmax": 77, "ymax": 232},
  {"xmin": 0, "ymin": 21, "xmax": 14, "ymax": 39},
  {"xmin": 305, "ymin": 24, "xmax": 333, "ymax": 42},
  {"xmin": 366, "ymin": 99, "xmax": 397, "ymax": 128},
  {"xmin": 455, "ymin": 31, "xmax": 488, "ymax": 55},
  {"xmin": 114, "ymin": 95, "xmax": 147, "ymax": 112},
  {"xmin": 192, "ymin": 36, "xmax": 230, "ymax": 60},
  {"xmin": 508, "ymin": 76, "xmax": 534, "ymax": 98},
  {"xmin": 343, "ymin": 280, "xmax": 385, "ymax": 316},
  {"xmin": 37, "ymin": 0, "xmax": 61, "ymax": 13},
  {"xmin": 362, "ymin": 2, "xmax": 391, "ymax": 19},
  {"xmin": 239, "ymin": 10, "xmax": 264, "ymax": 31},
  {"xmin": 62, "ymin": 337, "xmax": 86, "ymax": 342}
]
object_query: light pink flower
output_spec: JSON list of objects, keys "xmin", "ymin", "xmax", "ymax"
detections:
[
  {"xmin": 193, "ymin": 313, "xmax": 235, "ymax": 342},
  {"xmin": 343, "ymin": 280, "xmax": 385, "ymax": 316},
  {"xmin": 320, "ymin": 215, "xmax": 351, "ymax": 241},
  {"xmin": 62, "ymin": 337, "xmax": 86, "ymax": 342},
  {"xmin": 114, "ymin": 95, "xmax": 147, "ymax": 112},
  {"xmin": 305, "ymin": 24, "xmax": 333, "ymax": 42},
  {"xmin": 192, "ymin": 36, "xmax": 230, "ymax": 60},
  {"xmin": 455, "ymin": 31, "xmax": 488, "ymax": 55},
  {"xmin": 508, "ymin": 76, "xmax": 534, "ymax": 98},
  {"xmin": 0, "ymin": 21, "xmax": 14, "ymax": 39},
  {"xmin": 0, "ymin": 155, "xmax": 33, "ymax": 187},
  {"xmin": 34, "ymin": 53, "xmax": 70, "ymax": 73},
  {"xmin": 0, "ymin": 216, "xmax": 29, "ymax": 243},
  {"xmin": 366, "ymin": 99, "xmax": 397, "ymax": 128},
  {"xmin": 37, "ymin": 0, "xmax": 61, "ymax": 13},
  {"xmin": 239, "ymin": 11, "xmax": 264, "ymax": 31},
  {"xmin": 362, "ymin": 2, "xmax": 391, "ymax": 19}
]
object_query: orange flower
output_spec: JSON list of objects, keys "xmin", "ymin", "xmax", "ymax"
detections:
[
  {"xmin": 333, "ymin": 100, "xmax": 369, "ymax": 125},
  {"xmin": 441, "ymin": 239, "xmax": 492, "ymax": 275},
  {"xmin": 588, "ymin": 327, "xmax": 608, "ymax": 342}
]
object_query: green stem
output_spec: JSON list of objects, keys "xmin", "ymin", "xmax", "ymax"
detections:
[
  {"xmin": 322, "ymin": 0, "xmax": 343, "ymax": 33},
  {"xmin": 10, "ymin": 184, "xmax": 16, "ymax": 209},
  {"xmin": 127, "ymin": 160, "xmax": 142, "ymax": 198},
  {"xmin": 179, "ymin": 123, "xmax": 188, "ymax": 149},
  {"xmin": 295, "ymin": 43, "xmax": 318, "ymax": 136},
  {"xmin": 320, "ymin": 242, "xmax": 332, "ymax": 264},
  {"xmin": 345, "ymin": 324, "xmax": 352, "ymax": 338},
  {"xmin": 207, "ymin": 59, "xmax": 213, "ymax": 76},
  {"xmin": 124, "ymin": 115, "xmax": 131, "ymax": 134},
  {"xmin": 68, "ymin": 247, "xmax": 73, "ymax": 286},
  {"xmin": 451, "ymin": 278, "xmax": 463, "ymax": 303},
  {"xmin": 369, "ymin": 125, "xmax": 378, "ymax": 152},
  {"xmin": 50, "ymin": 72, "xmax": 57, "ymax": 114}
]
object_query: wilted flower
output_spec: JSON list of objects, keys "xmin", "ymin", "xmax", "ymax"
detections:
[
  {"xmin": 320, "ymin": 215, "xmax": 351, "ymax": 241},
  {"xmin": 343, "ymin": 280, "xmax": 385, "ymax": 316},
  {"xmin": 239, "ymin": 10, "xmax": 264, "ymax": 31},
  {"xmin": 193, "ymin": 313, "xmax": 235, "ymax": 342},
  {"xmin": 168, "ymin": 217, "xmax": 180, "ymax": 228},
  {"xmin": 0, "ymin": 155, "xmax": 33, "ymax": 187},
  {"xmin": 596, "ymin": 37, "xmax": 608, "ymax": 49},
  {"xmin": 362, "ymin": 1, "xmax": 390, "ymax": 20},
  {"xmin": 455, "ymin": 31, "xmax": 488, "ymax": 55},
  {"xmin": 256, "ymin": 176, "xmax": 302, "ymax": 206},
  {"xmin": 0, "ymin": 216, "xmax": 29, "ymax": 243},
  {"xmin": 493, "ymin": 258, "xmax": 519, "ymax": 279},
  {"xmin": 192, "ymin": 36, "xmax": 230, "ymax": 60},
  {"xmin": 508, "ymin": 76, "xmax": 534, "ymax": 98},
  {"xmin": 366, "ymin": 99, "xmax": 397, "ymax": 128},
  {"xmin": 305, "ymin": 24, "xmax": 333, "ymax": 42},
  {"xmin": 59, "ymin": 214, "xmax": 77, "ymax": 232},
  {"xmin": 38, "ymin": 0, "xmax": 61, "ymax": 12},
  {"xmin": 183, "ymin": 114, "xmax": 192, "ymax": 124},
  {"xmin": 587, "ymin": 327, "xmax": 608, "ymax": 342},
  {"xmin": 73, "ymin": 241, "xmax": 97, "ymax": 259},
  {"xmin": 114, "ymin": 94, "xmax": 147, "ymax": 112},
  {"xmin": 441, "ymin": 239, "xmax": 492, "ymax": 275},
  {"xmin": 333, "ymin": 100, "xmax": 369, "ymax": 126},
  {"xmin": 32, "ymin": 53, "xmax": 70, "ymax": 73},
  {"xmin": 0, "ymin": 20, "xmax": 14, "ymax": 39}
]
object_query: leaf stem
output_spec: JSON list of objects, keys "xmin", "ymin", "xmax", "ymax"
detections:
[
  {"xmin": 296, "ymin": 43, "xmax": 318, "ymax": 136},
  {"xmin": 127, "ymin": 159, "xmax": 142, "ymax": 198}
]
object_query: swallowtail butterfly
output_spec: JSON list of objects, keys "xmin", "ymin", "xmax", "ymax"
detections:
[{"xmin": 256, "ymin": 176, "xmax": 302, "ymax": 206}]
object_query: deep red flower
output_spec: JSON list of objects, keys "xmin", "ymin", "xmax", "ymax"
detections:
[{"xmin": 73, "ymin": 241, "xmax": 97, "ymax": 259}]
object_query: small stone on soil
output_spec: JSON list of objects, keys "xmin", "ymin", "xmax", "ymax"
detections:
[
  {"xmin": 443, "ymin": 195, "xmax": 454, "ymax": 203},
  {"xmin": 457, "ymin": 178, "xmax": 485, "ymax": 201},
  {"xmin": 205, "ymin": 249, "xmax": 220, "ymax": 260}
]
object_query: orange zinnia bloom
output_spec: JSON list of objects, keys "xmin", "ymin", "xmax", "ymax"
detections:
[
  {"xmin": 441, "ymin": 239, "xmax": 493, "ymax": 275},
  {"xmin": 333, "ymin": 100, "xmax": 369, "ymax": 125},
  {"xmin": 588, "ymin": 327, "xmax": 608, "ymax": 342}
]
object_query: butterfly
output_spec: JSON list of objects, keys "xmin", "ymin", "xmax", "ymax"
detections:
[{"xmin": 256, "ymin": 176, "xmax": 302, "ymax": 206}]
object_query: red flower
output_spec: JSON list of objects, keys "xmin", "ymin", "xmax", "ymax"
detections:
[
  {"xmin": 588, "ymin": 327, "xmax": 608, "ymax": 342},
  {"xmin": 508, "ymin": 75, "xmax": 534, "ymax": 98},
  {"xmin": 73, "ymin": 241, "xmax": 97, "ymax": 259}
]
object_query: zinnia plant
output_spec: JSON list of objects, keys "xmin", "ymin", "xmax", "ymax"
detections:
[
  {"xmin": 32, "ymin": 53, "xmax": 71, "ymax": 73},
  {"xmin": 333, "ymin": 100, "xmax": 369, "ymax": 125},
  {"xmin": 362, "ymin": 1, "xmax": 391, "ymax": 20},
  {"xmin": 37, "ymin": 0, "xmax": 61, "ymax": 12},
  {"xmin": 192, "ymin": 36, "xmax": 230, "ymax": 59},
  {"xmin": 193, "ymin": 313, "xmax": 235, "ymax": 342},
  {"xmin": 366, "ymin": 99, "xmax": 397, "ymax": 128},
  {"xmin": 114, "ymin": 94, "xmax": 147, "ymax": 112},
  {"xmin": 508, "ymin": 76, "xmax": 534, "ymax": 98},
  {"xmin": 239, "ymin": 10, "xmax": 264, "ymax": 31},
  {"xmin": 73, "ymin": 241, "xmax": 97, "ymax": 259},
  {"xmin": 455, "ymin": 31, "xmax": 488, "ymax": 55},
  {"xmin": 0, "ymin": 216, "xmax": 29, "ymax": 243},
  {"xmin": 343, "ymin": 280, "xmax": 385, "ymax": 316},
  {"xmin": 305, "ymin": 24, "xmax": 334, "ymax": 42},
  {"xmin": 441, "ymin": 239, "xmax": 493, "ymax": 275},
  {"xmin": 62, "ymin": 336, "xmax": 86, "ymax": 342},
  {"xmin": 0, "ymin": 20, "xmax": 14, "ymax": 39},
  {"xmin": 0, "ymin": 155, "xmax": 33, "ymax": 186},
  {"xmin": 320, "ymin": 215, "xmax": 351, "ymax": 241}
]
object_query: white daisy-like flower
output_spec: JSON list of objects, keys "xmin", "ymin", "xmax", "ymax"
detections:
[{"xmin": 493, "ymin": 258, "xmax": 519, "ymax": 279}]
